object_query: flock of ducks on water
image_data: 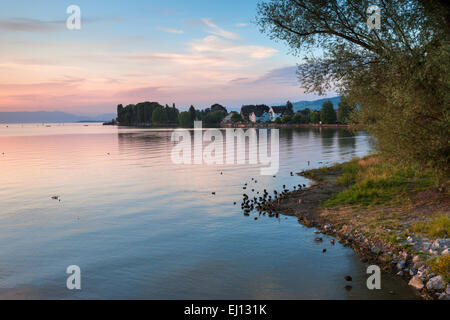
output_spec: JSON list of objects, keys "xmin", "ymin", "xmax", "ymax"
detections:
[{"xmin": 212, "ymin": 169, "xmax": 353, "ymax": 285}]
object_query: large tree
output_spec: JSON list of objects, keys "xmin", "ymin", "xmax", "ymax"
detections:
[
  {"xmin": 257, "ymin": 0, "xmax": 450, "ymax": 175},
  {"xmin": 337, "ymin": 97, "xmax": 356, "ymax": 124},
  {"xmin": 320, "ymin": 101, "xmax": 337, "ymax": 124}
]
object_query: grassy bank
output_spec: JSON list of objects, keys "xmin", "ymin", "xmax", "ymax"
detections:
[{"xmin": 273, "ymin": 155, "xmax": 450, "ymax": 299}]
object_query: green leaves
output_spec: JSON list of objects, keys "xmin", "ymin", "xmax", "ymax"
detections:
[{"xmin": 257, "ymin": 0, "xmax": 450, "ymax": 175}]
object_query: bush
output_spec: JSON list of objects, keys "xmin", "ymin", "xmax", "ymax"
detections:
[
  {"xmin": 231, "ymin": 113, "xmax": 242, "ymax": 123},
  {"xmin": 281, "ymin": 115, "xmax": 292, "ymax": 124},
  {"xmin": 428, "ymin": 255, "xmax": 450, "ymax": 283}
]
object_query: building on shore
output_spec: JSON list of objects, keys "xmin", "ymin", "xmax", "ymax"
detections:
[
  {"xmin": 269, "ymin": 106, "xmax": 290, "ymax": 121},
  {"xmin": 222, "ymin": 111, "xmax": 237, "ymax": 123},
  {"xmin": 240, "ymin": 105, "xmax": 270, "ymax": 121},
  {"xmin": 250, "ymin": 109, "xmax": 270, "ymax": 123}
]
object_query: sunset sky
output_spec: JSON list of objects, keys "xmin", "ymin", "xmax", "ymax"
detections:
[{"xmin": 0, "ymin": 0, "xmax": 331, "ymax": 115}]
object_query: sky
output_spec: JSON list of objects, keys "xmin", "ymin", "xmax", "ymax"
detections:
[{"xmin": 0, "ymin": 0, "xmax": 332, "ymax": 114}]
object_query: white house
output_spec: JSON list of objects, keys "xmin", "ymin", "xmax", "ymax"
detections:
[
  {"xmin": 269, "ymin": 106, "xmax": 289, "ymax": 121},
  {"xmin": 250, "ymin": 110, "xmax": 270, "ymax": 123}
]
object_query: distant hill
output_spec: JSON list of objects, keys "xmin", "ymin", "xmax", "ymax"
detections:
[
  {"xmin": 0, "ymin": 111, "xmax": 116, "ymax": 123},
  {"xmin": 291, "ymin": 96, "xmax": 341, "ymax": 111}
]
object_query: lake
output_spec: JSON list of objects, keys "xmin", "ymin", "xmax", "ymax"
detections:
[{"xmin": 0, "ymin": 123, "xmax": 418, "ymax": 299}]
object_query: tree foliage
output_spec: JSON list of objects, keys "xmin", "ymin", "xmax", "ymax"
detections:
[
  {"xmin": 320, "ymin": 101, "xmax": 337, "ymax": 124},
  {"xmin": 337, "ymin": 97, "xmax": 356, "ymax": 124},
  {"xmin": 231, "ymin": 113, "xmax": 243, "ymax": 123},
  {"xmin": 152, "ymin": 106, "xmax": 169, "ymax": 123},
  {"xmin": 178, "ymin": 111, "xmax": 192, "ymax": 127},
  {"xmin": 257, "ymin": 0, "xmax": 450, "ymax": 175}
]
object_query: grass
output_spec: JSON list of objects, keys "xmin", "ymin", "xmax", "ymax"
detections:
[
  {"xmin": 301, "ymin": 163, "xmax": 342, "ymax": 181},
  {"xmin": 412, "ymin": 214, "xmax": 450, "ymax": 238},
  {"xmin": 323, "ymin": 156, "xmax": 438, "ymax": 207},
  {"xmin": 301, "ymin": 155, "xmax": 449, "ymax": 286},
  {"xmin": 427, "ymin": 255, "xmax": 450, "ymax": 283}
]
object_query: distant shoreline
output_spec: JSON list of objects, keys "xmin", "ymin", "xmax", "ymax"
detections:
[
  {"xmin": 220, "ymin": 123, "xmax": 350, "ymax": 129},
  {"xmin": 103, "ymin": 122, "xmax": 350, "ymax": 129}
]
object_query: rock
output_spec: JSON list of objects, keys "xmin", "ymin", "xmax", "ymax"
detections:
[
  {"xmin": 409, "ymin": 268, "xmax": 417, "ymax": 276},
  {"xmin": 446, "ymin": 284, "xmax": 450, "ymax": 295},
  {"xmin": 442, "ymin": 248, "xmax": 449, "ymax": 256},
  {"xmin": 324, "ymin": 224, "xmax": 331, "ymax": 231},
  {"xmin": 417, "ymin": 271, "xmax": 426, "ymax": 281},
  {"xmin": 426, "ymin": 276, "xmax": 444, "ymax": 291},
  {"xmin": 408, "ymin": 276, "xmax": 424, "ymax": 290},
  {"xmin": 432, "ymin": 239, "xmax": 450, "ymax": 250},
  {"xmin": 431, "ymin": 239, "xmax": 441, "ymax": 249},
  {"xmin": 344, "ymin": 276, "xmax": 352, "ymax": 282},
  {"xmin": 314, "ymin": 237, "xmax": 323, "ymax": 242},
  {"xmin": 407, "ymin": 236, "xmax": 414, "ymax": 244},
  {"xmin": 438, "ymin": 293, "xmax": 450, "ymax": 300},
  {"xmin": 412, "ymin": 255, "xmax": 420, "ymax": 263},
  {"xmin": 396, "ymin": 260, "xmax": 406, "ymax": 270},
  {"xmin": 396, "ymin": 271, "xmax": 404, "ymax": 276},
  {"xmin": 413, "ymin": 261, "xmax": 424, "ymax": 269},
  {"xmin": 399, "ymin": 251, "xmax": 408, "ymax": 260}
]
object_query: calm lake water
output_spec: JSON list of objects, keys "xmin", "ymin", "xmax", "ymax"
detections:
[{"xmin": 0, "ymin": 123, "xmax": 418, "ymax": 299}]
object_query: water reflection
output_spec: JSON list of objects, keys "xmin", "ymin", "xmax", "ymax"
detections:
[{"xmin": 0, "ymin": 124, "xmax": 417, "ymax": 299}]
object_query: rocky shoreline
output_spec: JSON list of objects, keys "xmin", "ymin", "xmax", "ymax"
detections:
[{"xmin": 269, "ymin": 167, "xmax": 449, "ymax": 300}]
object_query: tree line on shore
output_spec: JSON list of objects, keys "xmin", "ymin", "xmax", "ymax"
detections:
[
  {"xmin": 115, "ymin": 99, "xmax": 354, "ymax": 127},
  {"xmin": 116, "ymin": 102, "xmax": 228, "ymax": 127}
]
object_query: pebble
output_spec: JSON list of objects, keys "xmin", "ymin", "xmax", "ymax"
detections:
[
  {"xmin": 408, "ymin": 276, "xmax": 424, "ymax": 290},
  {"xmin": 426, "ymin": 275, "xmax": 444, "ymax": 291},
  {"xmin": 396, "ymin": 260, "xmax": 406, "ymax": 270}
]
